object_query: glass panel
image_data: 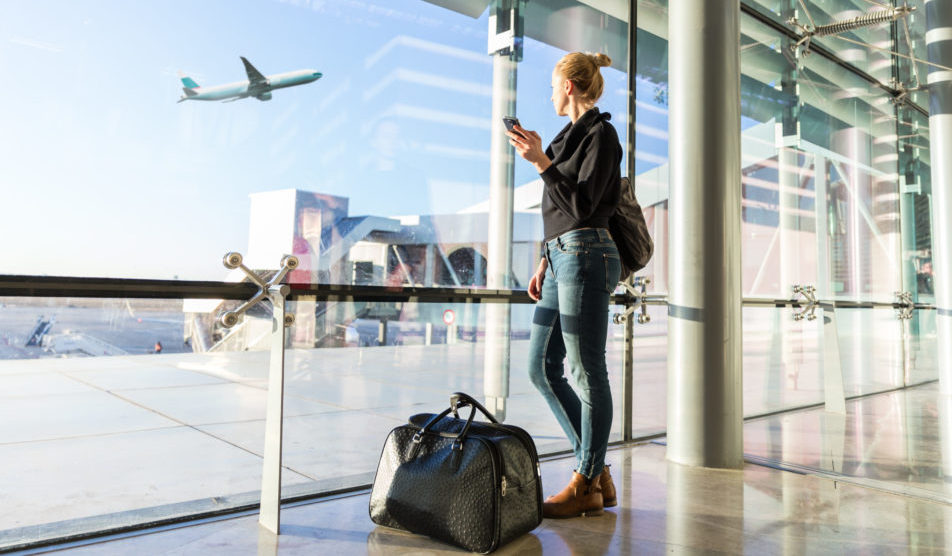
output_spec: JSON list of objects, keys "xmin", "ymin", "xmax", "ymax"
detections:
[
  {"xmin": 0, "ymin": 293, "xmax": 626, "ymax": 548},
  {"xmin": 0, "ymin": 0, "xmax": 630, "ymax": 289},
  {"xmin": 739, "ymin": 16, "xmax": 821, "ymax": 298},
  {"xmin": 634, "ymin": 0, "xmax": 669, "ymax": 294},
  {"xmin": 898, "ymin": 105, "xmax": 933, "ymax": 304},
  {"xmin": 0, "ymin": 297, "xmax": 188, "ymax": 359},
  {"xmin": 908, "ymin": 308, "xmax": 939, "ymax": 384},
  {"xmin": 632, "ymin": 0, "xmax": 669, "ymax": 294},
  {"xmin": 0, "ymin": 0, "xmax": 636, "ymax": 546},
  {"xmin": 632, "ymin": 4, "xmax": 907, "ymax": 299},
  {"xmin": 736, "ymin": 15, "xmax": 903, "ymax": 301},
  {"xmin": 743, "ymin": 308, "xmax": 945, "ymax": 503},
  {"xmin": 277, "ymin": 296, "xmax": 629, "ymax": 495},
  {"xmin": 836, "ymin": 307, "xmax": 907, "ymax": 395},
  {"xmin": 742, "ymin": 306, "xmax": 825, "ymax": 416},
  {"xmin": 0, "ymin": 297, "xmax": 268, "ymax": 549},
  {"xmin": 630, "ymin": 302, "xmax": 667, "ymax": 437},
  {"xmin": 797, "ymin": 53, "xmax": 902, "ymax": 301}
]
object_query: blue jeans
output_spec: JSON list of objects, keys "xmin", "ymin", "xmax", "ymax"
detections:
[{"xmin": 528, "ymin": 228, "xmax": 621, "ymax": 479}]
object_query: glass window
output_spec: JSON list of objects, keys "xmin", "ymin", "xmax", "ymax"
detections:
[
  {"xmin": 0, "ymin": 0, "xmax": 634, "ymax": 548},
  {"xmin": 0, "ymin": 0, "xmax": 629, "ymax": 289}
]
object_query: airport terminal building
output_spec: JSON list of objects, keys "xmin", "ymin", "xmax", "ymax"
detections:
[{"xmin": 2, "ymin": 0, "xmax": 952, "ymax": 553}]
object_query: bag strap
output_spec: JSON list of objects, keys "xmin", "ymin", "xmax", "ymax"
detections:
[
  {"xmin": 450, "ymin": 392, "xmax": 499, "ymax": 424},
  {"xmin": 409, "ymin": 393, "xmax": 497, "ymax": 455},
  {"xmin": 407, "ymin": 403, "xmax": 477, "ymax": 461},
  {"xmin": 416, "ymin": 402, "xmax": 478, "ymax": 438}
]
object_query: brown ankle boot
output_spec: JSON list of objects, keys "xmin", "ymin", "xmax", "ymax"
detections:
[
  {"xmin": 600, "ymin": 465, "xmax": 617, "ymax": 508},
  {"xmin": 542, "ymin": 471, "xmax": 604, "ymax": 518}
]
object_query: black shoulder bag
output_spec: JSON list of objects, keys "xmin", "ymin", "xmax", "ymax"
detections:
[{"xmin": 608, "ymin": 176, "xmax": 654, "ymax": 282}]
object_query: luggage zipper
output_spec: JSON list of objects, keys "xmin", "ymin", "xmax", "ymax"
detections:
[
  {"xmin": 501, "ymin": 475, "xmax": 507, "ymax": 497},
  {"xmin": 492, "ymin": 423, "xmax": 544, "ymax": 522}
]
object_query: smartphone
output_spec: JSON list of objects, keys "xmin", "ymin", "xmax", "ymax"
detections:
[{"xmin": 502, "ymin": 116, "xmax": 521, "ymax": 132}]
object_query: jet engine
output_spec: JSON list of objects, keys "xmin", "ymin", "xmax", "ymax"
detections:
[{"xmin": 256, "ymin": 92, "xmax": 273, "ymax": 101}]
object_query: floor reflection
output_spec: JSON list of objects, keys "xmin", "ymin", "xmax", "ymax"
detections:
[
  {"xmin": 256, "ymin": 527, "xmax": 278, "ymax": 556},
  {"xmin": 745, "ymin": 382, "xmax": 952, "ymax": 499},
  {"xmin": 665, "ymin": 461, "xmax": 745, "ymax": 553}
]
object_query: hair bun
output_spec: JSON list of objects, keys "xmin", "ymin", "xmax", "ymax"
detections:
[{"xmin": 592, "ymin": 53, "xmax": 612, "ymax": 68}]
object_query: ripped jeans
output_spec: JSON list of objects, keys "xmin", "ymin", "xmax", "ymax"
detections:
[{"xmin": 528, "ymin": 227, "xmax": 621, "ymax": 479}]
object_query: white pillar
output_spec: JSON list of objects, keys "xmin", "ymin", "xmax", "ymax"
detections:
[
  {"xmin": 666, "ymin": 0, "xmax": 744, "ymax": 468},
  {"xmin": 483, "ymin": 0, "xmax": 520, "ymax": 420},
  {"xmin": 925, "ymin": 0, "xmax": 952, "ymax": 392}
]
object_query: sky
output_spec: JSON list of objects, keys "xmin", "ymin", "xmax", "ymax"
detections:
[{"xmin": 0, "ymin": 0, "xmax": 653, "ymax": 280}]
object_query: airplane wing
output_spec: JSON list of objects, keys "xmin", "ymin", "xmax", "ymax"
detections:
[{"xmin": 240, "ymin": 57, "xmax": 268, "ymax": 87}]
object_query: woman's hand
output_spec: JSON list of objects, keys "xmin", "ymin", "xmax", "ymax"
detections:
[
  {"xmin": 506, "ymin": 124, "xmax": 552, "ymax": 174},
  {"xmin": 527, "ymin": 258, "xmax": 548, "ymax": 301}
]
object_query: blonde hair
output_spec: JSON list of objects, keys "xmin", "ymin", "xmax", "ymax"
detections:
[{"xmin": 555, "ymin": 52, "xmax": 612, "ymax": 104}]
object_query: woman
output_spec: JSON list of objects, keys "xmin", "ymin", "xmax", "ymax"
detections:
[{"xmin": 506, "ymin": 51, "xmax": 622, "ymax": 519}]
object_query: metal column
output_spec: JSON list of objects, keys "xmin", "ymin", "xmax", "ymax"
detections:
[
  {"xmin": 778, "ymin": 7, "xmax": 802, "ymax": 298},
  {"xmin": 776, "ymin": 64, "xmax": 800, "ymax": 389},
  {"xmin": 259, "ymin": 284, "xmax": 288, "ymax": 534},
  {"xmin": 925, "ymin": 0, "xmax": 952, "ymax": 393},
  {"xmin": 666, "ymin": 0, "xmax": 744, "ymax": 468},
  {"xmin": 621, "ymin": 0, "xmax": 637, "ymax": 443},
  {"xmin": 483, "ymin": 0, "xmax": 521, "ymax": 420},
  {"xmin": 899, "ymin": 140, "xmax": 920, "ymax": 330},
  {"xmin": 815, "ymin": 155, "xmax": 831, "ymax": 301}
]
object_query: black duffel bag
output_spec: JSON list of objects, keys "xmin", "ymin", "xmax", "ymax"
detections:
[{"xmin": 369, "ymin": 392, "xmax": 543, "ymax": 553}]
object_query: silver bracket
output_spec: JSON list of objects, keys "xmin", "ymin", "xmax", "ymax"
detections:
[
  {"xmin": 218, "ymin": 252, "xmax": 299, "ymax": 535},
  {"xmin": 895, "ymin": 290, "xmax": 914, "ymax": 321},
  {"xmin": 613, "ymin": 277, "xmax": 651, "ymax": 325},
  {"xmin": 888, "ymin": 78, "xmax": 925, "ymax": 106},
  {"xmin": 792, "ymin": 284, "xmax": 818, "ymax": 322},
  {"xmin": 219, "ymin": 252, "xmax": 299, "ymax": 329}
]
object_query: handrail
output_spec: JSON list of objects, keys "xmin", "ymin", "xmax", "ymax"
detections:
[
  {"xmin": 0, "ymin": 275, "xmax": 538, "ymax": 303},
  {"xmin": 0, "ymin": 275, "xmax": 937, "ymax": 311},
  {"xmin": 0, "ymin": 275, "xmax": 258, "ymax": 300}
]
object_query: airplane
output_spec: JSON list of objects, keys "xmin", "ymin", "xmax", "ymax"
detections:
[{"xmin": 177, "ymin": 57, "xmax": 322, "ymax": 103}]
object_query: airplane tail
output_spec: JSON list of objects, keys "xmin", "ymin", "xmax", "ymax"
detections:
[
  {"xmin": 178, "ymin": 71, "xmax": 200, "ymax": 89},
  {"xmin": 177, "ymin": 71, "xmax": 200, "ymax": 102}
]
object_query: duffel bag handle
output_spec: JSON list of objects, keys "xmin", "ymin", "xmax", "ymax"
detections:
[
  {"xmin": 407, "ymin": 393, "xmax": 499, "ymax": 461},
  {"xmin": 450, "ymin": 392, "xmax": 499, "ymax": 424},
  {"xmin": 412, "ymin": 392, "xmax": 497, "ymax": 447},
  {"xmin": 409, "ymin": 401, "xmax": 480, "ymax": 461},
  {"xmin": 416, "ymin": 400, "xmax": 480, "ymax": 441}
]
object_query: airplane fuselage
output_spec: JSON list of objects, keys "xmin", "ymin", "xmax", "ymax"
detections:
[{"xmin": 182, "ymin": 69, "xmax": 322, "ymax": 102}]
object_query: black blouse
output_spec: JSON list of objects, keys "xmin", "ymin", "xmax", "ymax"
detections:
[{"xmin": 539, "ymin": 107, "xmax": 622, "ymax": 241}]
